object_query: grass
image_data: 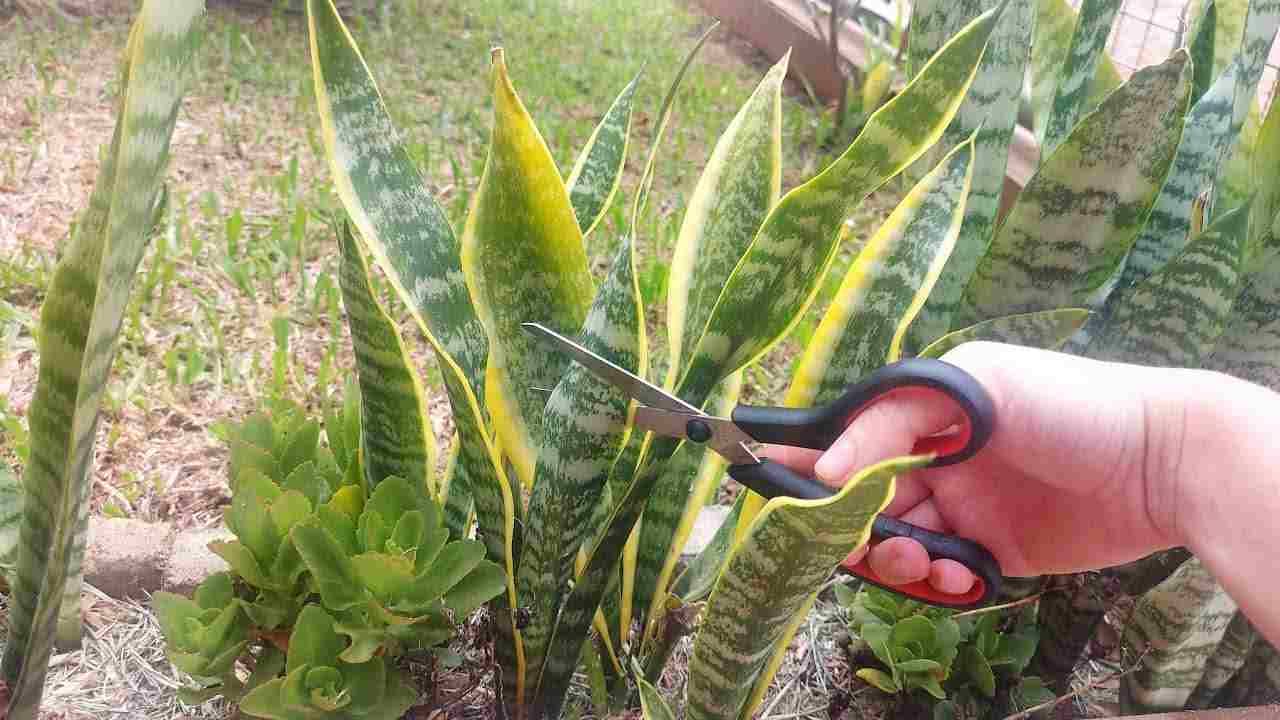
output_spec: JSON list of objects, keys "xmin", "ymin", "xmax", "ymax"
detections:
[{"xmin": 0, "ymin": 0, "xmax": 902, "ymax": 524}]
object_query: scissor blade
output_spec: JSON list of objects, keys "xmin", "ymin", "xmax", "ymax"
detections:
[
  {"xmin": 521, "ymin": 322, "xmax": 699, "ymax": 414},
  {"xmin": 633, "ymin": 406, "xmax": 759, "ymax": 465}
]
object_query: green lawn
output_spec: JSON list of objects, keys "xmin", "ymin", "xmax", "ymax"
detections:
[{"xmin": 0, "ymin": 0, "xmax": 899, "ymax": 522}]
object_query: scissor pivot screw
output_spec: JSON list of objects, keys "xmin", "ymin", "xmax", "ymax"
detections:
[{"xmin": 686, "ymin": 419, "xmax": 713, "ymax": 443}]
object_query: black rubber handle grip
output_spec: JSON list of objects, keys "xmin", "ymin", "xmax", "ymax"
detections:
[
  {"xmin": 730, "ymin": 357, "xmax": 995, "ymax": 468},
  {"xmin": 727, "ymin": 460, "xmax": 1001, "ymax": 608}
]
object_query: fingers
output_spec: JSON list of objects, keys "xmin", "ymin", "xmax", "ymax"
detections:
[
  {"xmin": 813, "ymin": 387, "xmax": 965, "ymax": 485},
  {"xmin": 757, "ymin": 445, "xmax": 821, "ymax": 478}
]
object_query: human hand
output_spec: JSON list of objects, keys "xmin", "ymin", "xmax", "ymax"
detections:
[{"xmin": 763, "ymin": 341, "xmax": 1211, "ymax": 597}]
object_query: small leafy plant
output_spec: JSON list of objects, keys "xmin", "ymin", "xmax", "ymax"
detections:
[{"xmin": 840, "ymin": 584, "xmax": 1054, "ymax": 716}]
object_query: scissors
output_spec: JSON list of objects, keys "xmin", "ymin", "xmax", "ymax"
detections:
[{"xmin": 523, "ymin": 322, "xmax": 1002, "ymax": 609}]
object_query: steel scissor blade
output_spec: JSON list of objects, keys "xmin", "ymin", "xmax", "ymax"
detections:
[{"xmin": 521, "ymin": 322, "xmax": 699, "ymax": 414}]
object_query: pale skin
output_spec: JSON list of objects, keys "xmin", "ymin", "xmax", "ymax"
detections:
[{"xmin": 764, "ymin": 341, "xmax": 1280, "ymax": 646}]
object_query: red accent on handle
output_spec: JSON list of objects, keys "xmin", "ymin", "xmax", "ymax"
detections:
[
  {"xmin": 839, "ymin": 550, "xmax": 987, "ymax": 608},
  {"xmin": 839, "ymin": 387, "xmax": 974, "ymax": 463}
]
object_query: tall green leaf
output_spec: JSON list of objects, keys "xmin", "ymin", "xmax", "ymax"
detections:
[
  {"xmin": 307, "ymin": 0, "xmax": 523, "ymax": 702},
  {"xmin": 1029, "ymin": 0, "xmax": 1125, "ymax": 147},
  {"xmin": 1188, "ymin": 0, "xmax": 1251, "ymax": 79},
  {"xmin": 1224, "ymin": 0, "xmax": 1280, "ymax": 140},
  {"xmin": 672, "ymin": 491, "xmax": 747, "ymax": 603},
  {"xmin": 1211, "ymin": 227, "xmax": 1280, "ymax": 388},
  {"xmin": 686, "ymin": 456, "xmax": 926, "ymax": 720},
  {"xmin": 959, "ymin": 52, "xmax": 1192, "ymax": 325},
  {"xmin": 1040, "ymin": 0, "xmax": 1124, "ymax": 157},
  {"xmin": 905, "ymin": 0, "xmax": 987, "ymax": 80},
  {"xmin": 462, "ymin": 49, "xmax": 595, "ymax": 491},
  {"xmin": 906, "ymin": 0, "xmax": 1035, "ymax": 354},
  {"xmin": 1249, "ymin": 97, "xmax": 1280, "ymax": 252},
  {"xmin": 337, "ymin": 223, "xmax": 436, "ymax": 496},
  {"xmin": 535, "ymin": 13, "xmax": 1001, "ymax": 717},
  {"xmin": 0, "ymin": 3, "xmax": 205, "ymax": 717},
  {"xmin": 1189, "ymin": 0, "xmax": 1218, "ymax": 106},
  {"xmin": 1116, "ymin": 57, "xmax": 1239, "ymax": 292},
  {"xmin": 631, "ymin": 51, "xmax": 786, "ymax": 646},
  {"xmin": 788, "ymin": 136, "xmax": 975, "ymax": 410},
  {"xmin": 566, "ymin": 73, "xmax": 641, "ymax": 236},
  {"xmin": 675, "ymin": 6, "xmax": 1003, "ymax": 399},
  {"xmin": 518, "ymin": 237, "xmax": 644, "ymax": 697},
  {"xmin": 636, "ymin": 670, "xmax": 677, "ymax": 720},
  {"xmin": 1092, "ymin": 201, "xmax": 1251, "ymax": 366}
]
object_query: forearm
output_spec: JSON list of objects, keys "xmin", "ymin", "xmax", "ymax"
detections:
[{"xmin": 1169, "ymin": 370, "xmax": 1280, "ymax": 646}]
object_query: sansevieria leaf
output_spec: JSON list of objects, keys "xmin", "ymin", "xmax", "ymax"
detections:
[
  {"xmin": 1211, "ymin": 227, "xmax": 1280, "ymax": 388},
  {"xmin": 463, "ymin": 48, "xmax": 595, "ymax": 490},
  {"xmin": 518, "ymin": 237, "xmax": 644, "ymax": 696},
  {"xmin": 1, "ymin": 3, "xmax": 204, "ymax": 717},
  {"xmin": 1224, "ymin": 0, "xmax": 1280, "ymax": 139},
  {"xmin": 337, "ymin": 223, "xmax": 436, "ymax": 496},
  {"xmin": 1039, "ymin": 0, "xmax": 1124, "ymax": 158},
  {"xmin": 1028, "ymin": 0, "xmax": 1124, "ymax": 147},
  {"xmin": 672, "ymin": 491, "xmax": 747, "ymax": 603},
  {"xmin": 686, "ymin": 456, "xmax": 927, "ymax": 720},
  {"xmin": 960, "ymin": 51, "xmax": 1192, "ymax": 326},
  {"xmin": 631, "ymin": 51, "xmax": 787, "ymax": 646},
  {"xmin": 676, "ymin": 5, "xmax": 1003, "ymax": 399},
  {"xmin": 566, "ymin": 72, "xmax": 641, "ymax": 236},
  {"xmin": 916, "ymin": 308, "xmax": 1090, "ymax": 359},
  {"xmin": 906, "ymin": 0, "xmax": 1034, "ymax": 355},
  {"xmin": 1092, "ymin": 201, "xmax": 1250, "ymax": 366},
  {"xmin": 307, "ymin": 0, "xmax": 523, "ymax": 703},
  {"xmin": 905, "ymin": 0, "xmax": 987, "ymax": 81},
  {"xmin": 636, "ymin": 668, "xmax": 677, "ymax": 720}
]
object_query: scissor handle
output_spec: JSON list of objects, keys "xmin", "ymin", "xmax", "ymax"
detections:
[
  {"xmin": 730, "ymin": 357, "xmax": 995, "ymax": 467},
  {"xmin": 724, "ymin": 358, "xmax": 1000, "ymax": 609}
]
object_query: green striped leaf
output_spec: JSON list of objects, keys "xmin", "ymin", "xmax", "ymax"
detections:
[
  {"xmin": 1041, "ymin": 0, "xmax": 1124, "ymax": 158},
  {"xmin": 1215, "ymin": 96, "xmax": 1263, "ymax": 220},
  {"xmin": 905, "ymin": 0, "xmax": 986, "ymax": 81},
  {"xmin": 1225, "ymin": 0, "xmax": 1280, "ymax": 140},
  {"xmin": 916, "ymin": 308, "xmax": 1090, "ymax": 358},
  {"xmin": 1249, "ymin": 97, "xmax": 1280, "ymax": 254},
  {"xmin": 566, "ymin": 73, "xmax": 641, "ymax": 236},
  {"xmin": 462, "ymin": 49, "xmax": 595, "ymax": 490},
  {"xmin": 337, "ymin": 223, "xmax": 436, "ymax": 496},
  {"xmin": 1120, "ymin": 558, "xmax": 1240, "ymax": 712},
  {"xmin": 1092, "ymin": 201, "xmax": 1250, "ymax": 366},
  {"xmin": 788, "ymin": 135, "xmax": 976, "ymax": 410},
  {"xmin": 1187, "ymin": 609, "xmax": 1257, "ymax": 708},
  {"xmin": 1029, "ymin": 0, "xmax": 1125, "ymax": 147},
  {"xmin": 1211, "ymin": 230, "xmax": 1280, "ymax": 388},
  {"xmin": 686, "ymin": 456, "xmax": 926, "ymax": 720},
  {"xmin": 672, "ymin": 492, "xmax": 746, "ymax": 603},
  {"xmin": 960, "ymin": 52, "xmax": 1192, "ymax": 325},
  {"xmin": 1189, "ymin": 0, "xmax": 1218, "ymax": 106},
  {"xmin": 636, "ymin": 669, "xmax": 677, "ymax": 720},
  {"xmin": 632, "ymin": 51, "xmax": 787, "ymax": 648},
  {"xmin": 306, "ymin": 1, "xmax": 524, "ymax": 703},
  {"xmin": 518, "ymin": 237, "xmax": 644, "ymax": 697},
  {"xmin": 1, "ymin": 3, "xmax": 204, "ymax": 716},
  {"xmin": 663, "ymin": 55, "xmax": 785, "ymax": 387},
  {"xmin": 634, "ymin": 370, "xmax": 742, "ymax": 649},
  {"xmin": 1188, "ymin": 0, "xmax": 1250, "ymax": 80},
  {"xmin": 905, "ymin": 0, "xmax": 1035, "ymax": 354},
  {"xmin": 440, "ymin": 437, "xmax": 473, "ymax": 540},
  {"xmin": 0, "ymin": 465, "xmax": 21, "ymax": 570},
  {"xmin": 676, "ymin": 6, "xmax": 1003, "ymax": 399}
]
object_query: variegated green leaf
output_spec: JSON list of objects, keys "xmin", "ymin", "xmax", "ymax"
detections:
[
  {"xmin": 960, "ymin": 52, "xmax": 1192, "ymax": 325},
  {"xmin": 1189, "ymin": 0, "xmax": 1218, "ymax": 105},
  {"xmin": 1041, "ymin": 0, "xmax": 1124, "ymax": 157},
  {"xmin": 1092, "ymin": 201, "xmax": 1250, "ymax": 366},
  {"xmin": 1215, "ymin": 96, "xmax": 1262, "ymax": 219},
  {"xmin": 566, "ymin": 73, "xmax": 641, "ymax": 236},
  {"xmin": 906, "ymin": 0, "xmax": 1035, "ymax": 354},
  {"xmin": 1188, "ymin": 0, "xmax": 1250, "ymax": 80},
  {"xmin": 440, "ymin": 438, "xmax": 472, "ymax": 540},
  {"xmin": 307, "ymin": 0, "xmax": 523, "ymax": 703},
  {"xmin": 337, "ymin": 223, "xmax": 435, "ymax": 496},
  {"xmin": 905, "ymin": 0, "xmax": 986, "ymax": 81},
  {"xmin": 463, "ymin": 49, "xmax": 595, "ymax": 490},
  {"xmin": 686, "ymin": 456, "xmax": 926, "ymax": 720},
  {"xmin": 0, "ymin": 465, "xmax": 22, "ymax": 570},
  {"xmin": 916, "ymin": 309, "xmax": 1090, "ymax": 358},
  {"xmin": 518, "ymin": 237, "xmax": 643, "ymax": 697},
  {"xmin": 1120, "ymin": 558, "xmax": 1240, "ymax": 712},
  {"xmin": 533, "ymin": 28, "xmax": 712, "ymax": 719},
  {"xmin": 672, "ymin": 491, "xmax": 746, "ymax": 603},
  {"xmin": 1116, "ymin": 57, "xmax": 1238, "ymax": 291},
  {"xmin": 676, "ymin": 7, "xmax": 1003, "ymax": 399},
  {"xmin": 1187, "ymin": 609, "xmax": 1258, "ymax": 708},
  {"xmin": 1249, "ymin": 97, "xmax": 1280, "ymax": 253},
  {"xmin": 1, "ymin": 3, "xmax": 204, "ymax": 716},
  {"xmin": 1211, "ymin": 231, "xmax": 1280, "ymax": 388},
  {"xmin": 635, "ymin": 370, "xmax": 742, "ymax": 648},
  {"xmin": 1029, "ymin": 0, "xmax": 1125, "ymax": 147},
  {"xmin": 634, "ymin": 50, "xmax": 786, "ymax": 648},
  {"xmin": 1225, "ymin": 0, "xmax": 1280, "ymax": 139},
  {"xmin": 788, "ymin": 136, "xmax": 976, "ymax": 410},
  {"xmin": 663, "ymin": 55, "xmax": 785, "ymax": 387}
]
